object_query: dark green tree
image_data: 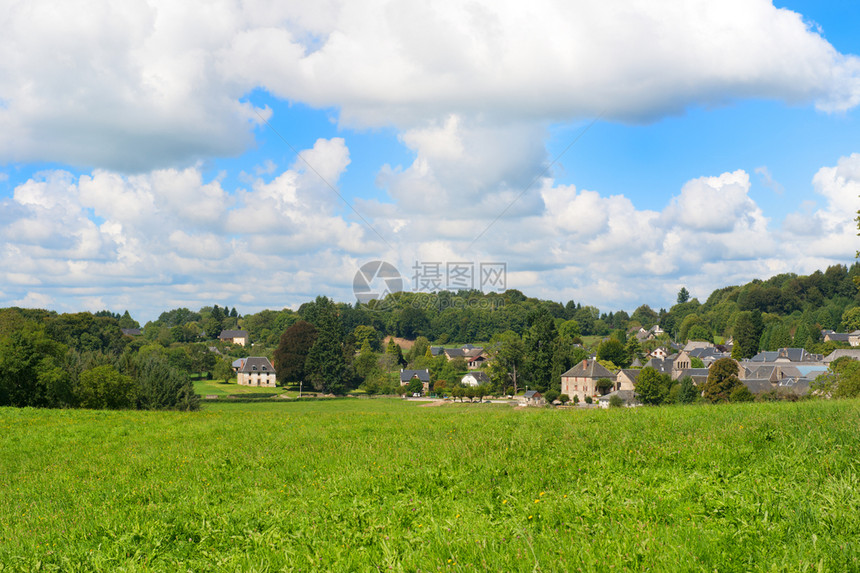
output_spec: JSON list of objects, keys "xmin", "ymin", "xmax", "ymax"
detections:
[
  {"xmin": 305, "ymin": 297, "xmax": 349, "ymax": 395},
  {"xmin": 596, "ymin": 338, "xmax": 629, "ymax": 368},
  {"xmin": 677, "ymin": 287, "xmax": 691, "ymax": 304},
  {"xmin": 732, "ymin": 311, "xmax": 763, "ymax": 359},
  {"xmin": 488, "ymin": 331, "xmax": 526, "ymax": 394},
  {"xmin": 273, "ymin": 320, "xmax": 318, "ymax": 384},
  {"xmin": 523, "ymin": 309, "xmax": 557, "ymax": 391},
  {"xmin": 132, "ymin": 353, "xmax": 199, "ymax": 411},
  {"xmin": 0, "ymin": 326, "xmax": 70, "ymax": 408},
  {"xmin": 703, "ymin": 357, "xmax": 742, "ymax": 403},
  {"xmin": 677, "ymin": 376, "xmax": 698, "ymax": 404}
]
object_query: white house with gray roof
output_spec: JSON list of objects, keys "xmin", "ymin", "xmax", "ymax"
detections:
[{"xmin": 237, "ymin": 357, "xmax": 276, "ymax": 387}]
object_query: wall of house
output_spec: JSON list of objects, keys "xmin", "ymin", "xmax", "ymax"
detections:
[
  {"xmin": 561, "ymin": 375, "xmax": 592, "ymax": 402},
  {"xmin": 238, "ymin": 372, "xmax": 276, "ymax": 387}
]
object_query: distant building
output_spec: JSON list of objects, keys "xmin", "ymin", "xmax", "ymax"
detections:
[
  {"xmin": 461, "ymin": 371, "xmax": 490, "ymax": 387},
  {"xmin": 400, "ymin": 369, "xmax": 431, "ymax": 394},
  {"xmin": 219, "ymin": 329, "xmax": 249, "ymax": 346},
  {"xmin": 560, "ymin": 359, "xmax": 616, "ymax": 403},
  {"xmin": 237, "ymin": 357, "xmax": 276, "ymax": 387}
]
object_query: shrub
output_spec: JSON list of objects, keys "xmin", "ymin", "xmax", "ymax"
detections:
[
  {"xmin": 729, "ymin": 385, "xmax": 755, "ymax": 403},
  {"xmin": 544, "ymin": 388, "xmax": 560, "ymax": 404},
  {"xmin": 77, "ymin": 365, "xmax": 136, "ymax": 410},
  {"xmin": 572, "ymin": 395, "xmax": 579, "ymax": 404},
  {"xmin": 559, "ymin": 393, "xmax": 570, "ymax": 405},
  {"xmin": 608, "ymin": 394, "xmax": 624, "ymax": 408},
  {"xmin": 584, "ymin": 395, "xmax": 593, "ymax": 404}
]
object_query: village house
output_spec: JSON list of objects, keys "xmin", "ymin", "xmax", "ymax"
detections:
[
  {"xmin": 560, "ymin": 359, "xmax": 616, "ymax": 403},
  {"xmin": 219, "ymin": 329, "xmax": 249, "ymax": 346},
  {"xmin": 821, "ymin": 330, "xmax": 860, "ymax": 347},
  {"xmin": 823, "ymin": 349, "xmax": 860, "ymax": 365},
  {"xmin": 461, "ymin": 371, "xmax": 490, "ymax": 387},
  {"xmin": 522, "ymin": 390, "xmax": 545, "ymax": 406},
  {"xmin": 644, "ymin": 350, "xmax": 693, "ymax": 380},
  {"xmin": 236, "ymin": 357, "xmax": 276, "ymax": 387},
  {"xmin": 614, "ymin": 369, "xmax": 640, "ymax": 392},
  {"xmin": 400, "ymin": 369, "xmax": 431, "ymax": 394}
]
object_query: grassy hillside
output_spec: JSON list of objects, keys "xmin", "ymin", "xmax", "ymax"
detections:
[{"xmin": 2, "ymin": 399, "xmax": 859, "ymax": 571}]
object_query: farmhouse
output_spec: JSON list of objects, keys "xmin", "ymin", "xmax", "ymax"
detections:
[
  {"xmin": 821, "ymin": 330, "xmax": 860, "ymax": 346},
  {"xmin": 219, "ymin": 329, "xmax": 249, "ymax": 346},
  {"xmin": 237, "ymin": 357, "xmax": 277, "ymax": 387},
  {"xmin": 561, "ymin": 359, "xmax": 616, "ymax": 403},
  {"xmin": 462, "ymin": 371, "xmax": 490, "ymax": 387},
  {"xmin": 400, "ymin": 369, "xmax": 431, "ymax": 393},
  {"xmin": 522, "ymin": 390, "xmax": 544, "ymax": 406}
]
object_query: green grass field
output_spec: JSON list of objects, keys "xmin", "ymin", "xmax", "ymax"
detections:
[{"xmin": 2, "ymin": 399, "xmax": 859, "ymax": 571}]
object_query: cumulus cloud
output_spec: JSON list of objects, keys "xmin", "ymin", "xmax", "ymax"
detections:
[
  {"xmin": 1, "ymin": 0, "xmax": 859, "ymax": 170},
  {"xmin": 0, "ymin": 137, "xmax": 378, "ymax": 318}
]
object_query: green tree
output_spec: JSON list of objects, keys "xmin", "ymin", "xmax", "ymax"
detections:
[
  {"xmin": 557, "ymin": 319, "xmax": 582, "ymax": 341},
  {"xmin": 353, "ymin": 325, "xmax": 382, "ymax": 351},
  {"xmin": 677, "ymin": 287, "xmax": 691, "ymax": 304},
  {"xmin": 729, "ymin": 385, "xmax": 755, "ymax": 402},
  {"xmin": 634, "ymin": 367, "xmax": 668, "ymax": 405},
  {"xmin": 687, "ymin": 324, "xmax": 711, "ymax": 343},
  {"xmin": 488, "ymin": 331, "xmax": 526, "ymax": 394},
  {"xmin": 77, "ymin": 365, "xmax": 136, "ymax": 410},
  {"xmin": 133, "ymin": 353, "xmax": 199, "ymax": 411},
  {"xmin": 732, "ymin": 311, "xmax": 763, "ymax": 359},
  {"xmin": 544, "ymin": 388, "xmax": 560, "ymax": 404},
  {"xmin": 213, "ymin": 358, "xmax": 234, "ymax": 383},
  {"xmin": 305, "ymin": 297, "xmax": 349, "ymax": 395},
  {"xmin": 273, "ymin": 320, "xmax": 318, "ymax": 385},
  {"xmin": 523, "ymin": 309, "xmax": 557, "ymax": 391},
  {"xmin": 0, "ymin": 326, "xmax": 70, "ymax": 408},
  {"xmin": 677, "ymin": 376, "xmax": 698, "ymax": 404},
  {"xmin": 406, "ymin": 378, "xmax": 423, "ymax": 395},
  {"xmin": 596, "ymin": 338, "xmax": 629, "ymax": 368},
  {"xmin": 609, "ymin": 394, "xmax": 624, "ymax": 408},
  {"xmin": 702, "ymin": 357, "xmax": 742, "ymax": 403},
  {"xmin": 118, "ymin": 310, "xmax": 139, "ymax": 329},
  {"xmin": 841, "ymin": 306, "xmax": 860, "ymax": 331},
  {"xmin": 792, "ymin": 322, "xmax": 814, "ymax": 350}
]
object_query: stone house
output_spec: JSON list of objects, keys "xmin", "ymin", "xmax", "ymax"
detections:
[
  {"xmin": 400, "ymin": 369, "xmax": 431, "ymax": 394},
  {"xmin": 560, "ymin": 359, "xmax": 616, "ymax": 403},
  {"xmin": 614, "ymin": 369, "xmax": 640, "ymax": 392},
  {"xmin": 237, "ymin": 357, "xmax": 276, "ymax": 387},
  {"xmin": 219, "ymin": 329, "xmax": 249, "ymax": 346}
]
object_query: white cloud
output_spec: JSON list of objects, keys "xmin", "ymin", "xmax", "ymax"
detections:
[
  {"xmin": 1, "ymin": 0, "xmax": 859, "ymax": 170},
  {"xmin": 13, "ymin": 292, "xmax": 54, "ymax": 309},
  {"xmin": 755, "ymin": 166, "xmax": 784, "ymax": 195}
]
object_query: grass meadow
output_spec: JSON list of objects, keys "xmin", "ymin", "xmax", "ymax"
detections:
[{"xmin": 1, "ymin": 398, "xmax": 859, "ymax": 571}]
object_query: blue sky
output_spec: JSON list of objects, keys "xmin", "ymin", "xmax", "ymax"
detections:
[{"xmin": 1, "ymin": 0, "xmax": 859, "ymax": 323}]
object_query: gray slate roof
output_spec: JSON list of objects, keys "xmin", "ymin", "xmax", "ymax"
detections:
[
  {"xmin": 561, "ymin": 359, "xmax": 616, "ymax": 379},
  {"xmin": 741, "ymin": 379, "xmax": 774, "ymax": 394},
  {"xmin": 824, "ymin": 349, "xmax": 860, "ymax": 363},
  {"xmin": 400, "ymin": 369, "xmax": 430, "ymax": 383},
  {"xmin": 644, "ymin": 357, "xmax": 673, "ymax": 375},
  {"xmin": 220, "ymin": 329, "xmax": 249, "ymax": 339},
  {"xmin": 463, "ymin": 371, "xmax": 490, "ymax": 384},
  {"xmin": 238, "ymin": 356, "xmax": 275, "ymax": 374}
]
